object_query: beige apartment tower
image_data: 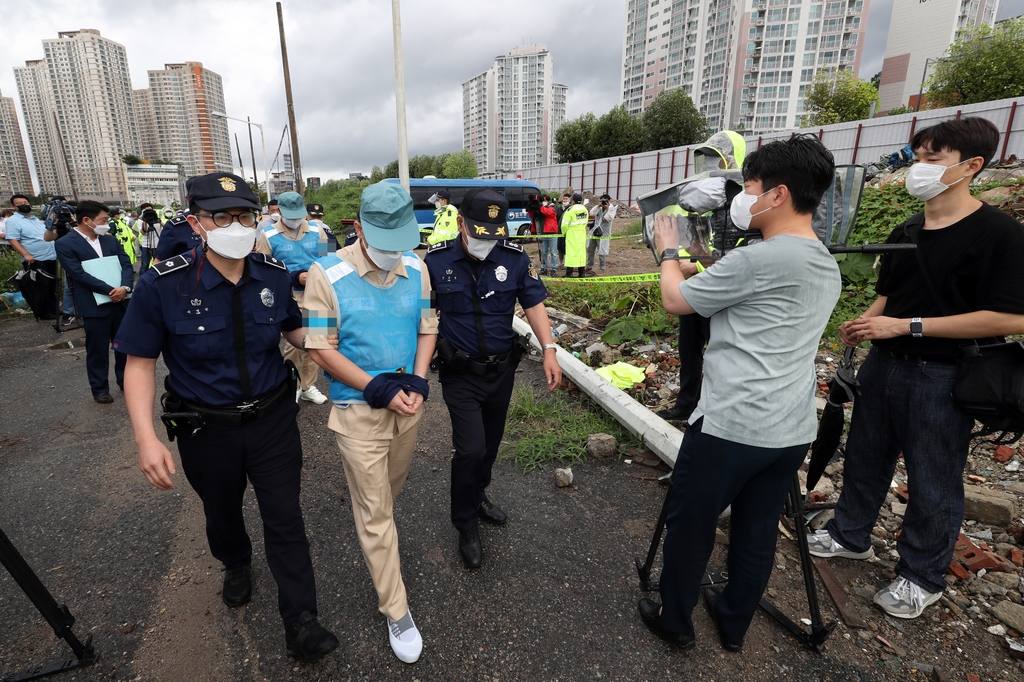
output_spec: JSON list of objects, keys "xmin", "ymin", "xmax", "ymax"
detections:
[
  {"xmin": 14, "ymin": 29, "xmax": 140, "ymax": 203},
  {"xmin": 0, "ymin": 89, "xmax": 34, "ymax": 197},
  {"xmin": 134, "ymin": 62, "xmax": 232, "ymax": 177}
]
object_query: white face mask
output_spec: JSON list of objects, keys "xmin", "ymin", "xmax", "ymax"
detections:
[
  {"xmin": 93, "ymin": 223, "xmax": 110, "ymax": 236},
  {"xmin": 905, "ymin": 160, "xmax": 969, "ymax": 201},
  {"xmin": 269, "ymin": 212, "xmax": 281, "ymax": 223},
  {"xmin": 561, "ymin": 200, "xmax": 569, "ymax": 207},
  {"xmin": 281, "ymin": 216, "xmax": 304, "ymax": 230},
  {"xmin": 729, "ymin": 189, "xmax": 772, "ymax": 230},
  {"xmin": 200, "ymin": 222, "xmax": 257, "ymax": 259},
  {"xmin": 365, "ymin": 243, "xmax": 403, "ymax": 271},
  {"xmin": 464, "ymin": 232, "xmax": 496, "ymax": 260}
]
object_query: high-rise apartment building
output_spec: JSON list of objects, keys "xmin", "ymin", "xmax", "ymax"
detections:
[
  {"xmin": 621, "ymin": 1, "xmax": 870, "ymax": 137},
  {"xmin": 14, "ymin": 29, "xmax": 140, "ymax": 203},
  {"xmin": 0, "ymin": 89, "xmax": 34, "ymax": 196},
  {"xmin": 462, "ymin": 45, "xmax": 567, "ymax": 174},
  {"xmin": 878, "ymin": 0, "xmax": 999, "ymax": 113},
  {"xmin": 133, "ymin": 62, "xmax": 232, "ymax": 177}
]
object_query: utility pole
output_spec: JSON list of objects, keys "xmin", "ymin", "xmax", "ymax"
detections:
[
  {"xmin": 52, "ymin": 111, "xmax": 78, "ymax": 201},
  {"xmin": 247, "ymin": 116, "xmax": 259, "ymax": 197},
  {"xmin": 277, "ymin": 2, "xmax": 304, "ymax": 195},
  {"xmin": 391, "ymin": 0, "xmax": 410, "ymax": 193},
  {"xmin": 234, "ymin": 133, "xmax": 246, "ymax": 180}
]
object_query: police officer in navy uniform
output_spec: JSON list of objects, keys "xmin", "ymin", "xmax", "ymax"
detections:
[
  {"xmin": 155, "ymin": 210, "xmax": 202, "ymax": 261},
  {"xmin": 114, "ymin": 173, "xmax": 339, "ymax": 662},
  {"xmin": 424, "ymin": 188, "xmax": 562, "ymax": 568}
]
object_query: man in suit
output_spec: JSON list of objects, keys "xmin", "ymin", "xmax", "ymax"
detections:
[{"xmin": 54, "ymin": 200, "xmax": 134, "ymax": 404}]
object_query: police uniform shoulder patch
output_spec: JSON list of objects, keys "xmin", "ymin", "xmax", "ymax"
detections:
[
  {"xmin": 252, "ymin": 253, "xmax": 288, "ymax": 270},
  {"xmin": 426, "ymin": 240, "xmax": 452, "ymax": 254},
  {"xmin": 151, "ymin": 254, "xmax": 192, "ymax": 276},
  {"xmin": 498, "ymin": 240, "xmax": 524, "ymax": 253},
  {"xmin": 169, "ymin": 214, "xmax": 189, "ymax": 226}
]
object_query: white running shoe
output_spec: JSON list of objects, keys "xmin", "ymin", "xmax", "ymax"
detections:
[
  {"xmin": 806, "ymin": 530, "xmax": 875, "ymax": 560},
  {"xmin": 387, "ymin": 610, "xmax": 422, "ymax": 663},
  {"xmin": 299, "ymin": 385, "xmax": 328, "ymax": 404},
  {"xmin": 873, "ymin": 577, "xmax": 942, "ymax": 619}
]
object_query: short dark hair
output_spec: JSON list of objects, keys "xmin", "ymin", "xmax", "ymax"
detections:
[
  {"xmin": 912, "ymin": 117, "xmax": 999, "ymax": 178},
  {"xmin": 600, "ymin": 193, "xmax": 611, "ymax": 200},
  {"xmin": 742, "ymin": 135, "xmax": 835, "ymax": 215},
  {"xmin": 76, "ymin": 200, "xmax": 109, "ymax": 223},
  {"xmin": 139, "ymin": 202, "xmax": 153, "ymax": 209},
  {"xmin": 268, "ymin": 199, "xmax": 278, "ymax": 206},
  {"xmin": 10, "ymin": 194, "xmax": 29, "ymax": 205}
]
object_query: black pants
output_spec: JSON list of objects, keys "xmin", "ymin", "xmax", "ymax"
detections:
[
  {"xmin": 440, "ymin": 361, "xmax": 517, "ymax": 531},
  {"xmin": 31, "ymin": 259, "xmax": 58, "ymax": 318},
  {"xmin": 83, "ymin": 305, "xmax": 126, "ymax": 395},
  {"xmin": 673, "ymin": 314, "xmax": 710, "ymax": 416},
  {"xmin": 176, "ymin": 398, "xmax": 317, "ymax": 626},
  {"xmin": 659, "ymin": 418, "xmax": 808, "ymax": 643}
]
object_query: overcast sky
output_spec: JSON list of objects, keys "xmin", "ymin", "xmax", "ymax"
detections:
[{"xmin": 3, "ymin": 0, "xmax": 1024, "ymax": 188}]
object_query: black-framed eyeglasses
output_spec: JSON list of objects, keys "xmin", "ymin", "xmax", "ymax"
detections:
[{"xmin": 195, "ymin": 210, "xmax": 259, "ymax": 227}]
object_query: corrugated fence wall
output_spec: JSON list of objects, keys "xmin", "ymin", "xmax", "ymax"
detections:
[{"xmin": 491, "ymin": 97, "xmax": 1024, "ymax": 205}]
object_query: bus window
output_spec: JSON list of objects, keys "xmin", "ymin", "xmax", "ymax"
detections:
[
  {"xmin": 410, "ymin": 186, "xmax": 434, "ymax": 211},
  {"xmin": 504, "ymin": 186, "xmax": 526, "ymax": 209},
  {"xmin": 446, "ymin": 187, "xmax": 470, "ymax": 208}
]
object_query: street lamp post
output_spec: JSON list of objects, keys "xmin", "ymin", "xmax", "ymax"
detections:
[
  {"xmin": 915, "ymin": 57, "xmax": 939, "ymax": 113},
  {"xmin": 212, "ymin": 112, "xmax": 270, "ymax": 208}
]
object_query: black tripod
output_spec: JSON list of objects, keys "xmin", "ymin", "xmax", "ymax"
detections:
[
  {"xmin": 0, "ymin": 524, "xmax": 97, "ymax": 681},
  {"xmin": 635, "ymin": 473, "xmax": 836, "ymax": 653}
]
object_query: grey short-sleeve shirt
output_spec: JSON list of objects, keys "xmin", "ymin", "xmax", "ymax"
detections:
[{"xmin": 679, "ymin": 234, "xmax": 841, "ymax": 448}]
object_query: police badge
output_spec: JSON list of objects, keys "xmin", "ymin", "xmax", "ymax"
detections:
[
  {"xmin": 494, "ymin": 265, "xmax": 508, "ymax": 282},
  {"xmin": 260, "ymin": 288, "xmax": 275, "ymax": 307}
]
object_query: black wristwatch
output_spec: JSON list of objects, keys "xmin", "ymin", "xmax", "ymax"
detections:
[
  {"xmin": 910, "ymin": 317, "xmax": 923, "ymax": 338},
  {"xmin": 660, "ymin": 248, "xmax": 680, "ymax": 262}
]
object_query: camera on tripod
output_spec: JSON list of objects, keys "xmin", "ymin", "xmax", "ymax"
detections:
[
  {"xmin": 139, "ymin": 207, "xmax": 161, "ymax": 233},
  {"xmin": 48, "ymin": 204, "xmax": 76, "ymax": 238}
]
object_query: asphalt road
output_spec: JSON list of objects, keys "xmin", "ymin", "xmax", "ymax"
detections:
[{"xmin": 0, "ymin": 316, "xmax": 889, "ymax": 681}]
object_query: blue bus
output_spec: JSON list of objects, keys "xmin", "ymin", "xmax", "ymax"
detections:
[{"xmin": 383, "ymin": 177, "xmax": 544, "ymax": 244}]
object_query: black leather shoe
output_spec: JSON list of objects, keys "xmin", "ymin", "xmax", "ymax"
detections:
[
  {"xmin": 702, "ymin": 587, "xmax": 743, "ymax": 652},
  {"xmin": 459, "ymin": 525, "xmax": 482, "ymax": 569},
  {"xmin": 286, "ymin": 611, "xmax": 339, "ymax": 662},
  {"xmin": 93, "ymin": 393, "xmax": 113, "ymax": 404},
  {"xmin": 478, "ymin": 498, "xmax": 508, "ymax": 526},
  {"xmin": 638, "ymin": 598, "xmax": 695, "ymax": 649},
  {"xmin": 222, "ymin": 560, "xmax": 252, "ymax": 607},
  {"xmin": 656, "ymin": 405, "xmax": 690, "ymax": 423}
]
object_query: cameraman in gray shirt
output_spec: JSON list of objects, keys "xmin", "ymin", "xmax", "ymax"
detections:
[{"xmin": 639, "ymin": 135, "xmax": 841, "ymax": 652}]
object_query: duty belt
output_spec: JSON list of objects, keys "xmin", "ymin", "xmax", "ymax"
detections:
[{"xmin": 181, "ymin": 378, "xmax": 292, "ymax": 425}]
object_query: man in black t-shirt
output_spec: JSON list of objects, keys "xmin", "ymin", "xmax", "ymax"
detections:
[{"xmin": 807, "ymin": 117, "xmax": 1024, "ymax": 620}]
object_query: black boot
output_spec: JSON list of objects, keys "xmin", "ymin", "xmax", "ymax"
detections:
[
  {"xmin": 222, "ymin": 559, "xmax": 252, "ymax": 607},
  {"xmin": 286, "ymin": 611, "xmax": 340, "ymax": 662}
]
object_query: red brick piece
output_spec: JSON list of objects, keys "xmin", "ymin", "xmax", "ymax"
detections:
[
  {"xmin": 1012, "ymin": 548, "xmax": 1023, "ymax": 567},
  {"xmin": 966, "ymin": 674, "xmax": 981, "ymax": 682},
  {"xmin": 994, "ymin": 445, "xmax": 1016, "ymax": 463},
  {"xmin": 893, "ymin": 485, "xmax": 909, "ymax": 503},
  {"xmin": 954, "ymin": 534, "xmax": 1003, "ymax": 573},
  {"xmin": 809, "ymin": 490, "xmax": 826, "ymax": 503},
  {"xmin": 948, "ymin": 560, "xmax": 971, "ymax": 580}
]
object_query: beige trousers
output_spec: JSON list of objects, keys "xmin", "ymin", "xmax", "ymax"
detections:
[
  {"xmin": 282, "ymin": 341, "xmax": 321, "ymax": 391},
  {"xmin": 334, "ymin": 407, "xmax": 421, "ymax": 621}
]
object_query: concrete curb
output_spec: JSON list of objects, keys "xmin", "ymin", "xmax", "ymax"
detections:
[{"xmin": 513, "ymin": 315, "xmax": 682, "ymax": 467}]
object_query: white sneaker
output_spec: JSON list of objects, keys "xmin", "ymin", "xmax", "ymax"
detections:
[
  {"xmin": 387, "ymin": 610, "xmax": 422, "ymax": 663},
  {"xmin": 806, "ymin": 530, "xmax": 874, "ymax": 560},
  {"xmin": 299, "ymin": 385, "xmax": 328, "ymax": 404},
  {"xmin": 873, "ymin": 577, "xmax": 942, "ymax": 619}
]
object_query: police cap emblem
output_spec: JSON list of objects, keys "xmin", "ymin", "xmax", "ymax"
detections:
[
  {"xmin": 219, "ymin": 176, "xmax": 237, "ymax": 192},
  {"xmin": 487, "ymin": 204, "xmax": 500, "ymax": 220},
  {"xmin": 260, "ymin": 288, "xmax": 275, "ymax": 307}
]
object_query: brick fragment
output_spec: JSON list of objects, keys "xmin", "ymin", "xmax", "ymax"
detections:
[
  {"xmin": 893, "ymin": 484, "xmax": 909, "ymax": 503},
  {"xmin": 948, "ymin": 560, "xmax": 971, "ymax": 580},
  {"xmin": 994, "ymin": 445, "xmax": 1016, "ymax": 463},
  {"xmin": 1011, "ymin": 548, "xmax": 1023, "ymax": 567}
]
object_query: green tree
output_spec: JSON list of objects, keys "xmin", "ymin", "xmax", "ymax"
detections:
[
  {"xmin": 802, "ymin": 69, "xmax": 879, "ymax": 126},
  {"xmin": 554, "ymin": 112, "xmax": 597, "ymax": 163},
  {"xmin": 121, "ymin": 154, "xmax": 142, "ymax": 165},
  {"xmin": 305, "ymin": 178, "xmax": 373, "ymax": 230},
  {"xmin": 927, "ymin": 17, "xmax": 1024, "ymax": 108},
  {"xmin": 369, "ymin": 165, "xmax": 385, "ymax": 183},
  {"xmin": 887, "ymin": 104, "xmax": 914, "ymax": 116},
  {"xmin": 384, "ymin": 160, "xmax": 400, "ymax": 178},
  {"xmin": 442, "ymin": 150, "xmax": 479, "ymax": 178},
  {"xmin": 640, "ymin": 88, "xmax": 710, "ymax": 151},
  {"xmin": 591, "ymin": 105, "xmax": 644, "ymax": 159}
]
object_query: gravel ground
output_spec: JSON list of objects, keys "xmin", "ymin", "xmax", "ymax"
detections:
[{"xmin": 0, "ymin": 313, "xmax": 1015, "ymax": 682}]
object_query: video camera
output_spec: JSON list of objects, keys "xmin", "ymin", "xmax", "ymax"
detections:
[{"xmin": 638, "ymin": 166, "xmax": 868, "ymax": 264}]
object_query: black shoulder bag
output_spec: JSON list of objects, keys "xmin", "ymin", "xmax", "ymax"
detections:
[{"xmin": 910, "ymin": 223, "xmax": 1024, "ymax": 442}]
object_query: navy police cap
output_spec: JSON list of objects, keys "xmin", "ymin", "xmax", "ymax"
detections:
[
  {"xmin": 460, "ymin": 187, "xmax": 508, "ymax": 241},
  {"xmin": 185, "ymin": 172, "xmax": 260, "ymax": 212}
]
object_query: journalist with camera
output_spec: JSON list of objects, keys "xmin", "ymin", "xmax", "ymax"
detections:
[
  {"xmin": 807, "ymin": 118, "xmax": 1024, "ymax": 619},
  {"xmin": 6, "ymin": 194, "xmax": 60, "ymax": 320},
  {"xmin": 137, "ymin": 204, "xmax": 162, "ymax": 273},
  {"xmin": 640, "ymin": 136, "xmax": 841, "ymax": 651}
]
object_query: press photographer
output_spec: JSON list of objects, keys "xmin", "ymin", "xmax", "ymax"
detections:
[
  {"xmin": 808, "ymin": 117, "xmax": 1024, "ymax": 619},
  {"xmin": 639, "ymin": 135, "xmax": 841, "ymax": 651},
  {"xmin": 136, "ymin": 204, "xmax": 162, "ymax": 273}
]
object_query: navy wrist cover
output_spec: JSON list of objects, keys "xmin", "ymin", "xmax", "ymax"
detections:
[{"xmin": 363, "ymin": 373, "xmax": 430, "ymax": 408}]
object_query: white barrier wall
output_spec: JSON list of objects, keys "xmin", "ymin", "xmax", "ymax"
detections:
[{"xmin": 494, "ymin": 97, "xmax": 1024, "ymax": 205}]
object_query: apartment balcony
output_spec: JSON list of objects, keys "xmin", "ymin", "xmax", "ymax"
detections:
[
  {"xmin": 756, "ymin": 1, "xmax": 767, "ymax": 9},
  {"xmin": 754, "ymin": 17, "xmax": 764, "ymax": 25},
  {"xmin": 749, "ymin": 63, "xmax": 760, "ymax": 72},
  {"xmin": 744, "ymin": 92, "xmax": 757, "ymax": 101}
]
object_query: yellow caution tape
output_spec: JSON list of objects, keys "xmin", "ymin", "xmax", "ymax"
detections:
[
  {"xmin": 507, "ymin": 233, "xmax": 629, "ymax": 240},
  {"xmin": 542, "ymin": 272, "xmax": 661, "ymax": 284}
]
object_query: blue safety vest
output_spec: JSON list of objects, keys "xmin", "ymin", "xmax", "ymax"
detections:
[
  {"xmin": 315, "ymin": 252, "xmax": 423, "ymax": 406},
  {"xmin": 262, "ymin": 222, "xmax": 328, "ymax": 290}
]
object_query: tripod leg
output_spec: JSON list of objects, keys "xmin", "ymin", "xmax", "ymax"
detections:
[
  {"xmin": 635, "ymin": 480, "xmax": 673, "ymax": 591},
  {"xmin": 790, "ymin": 474, "xmax": 828, "ymax": 634}
]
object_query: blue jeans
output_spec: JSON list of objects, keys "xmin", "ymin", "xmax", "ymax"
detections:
[
  {"xmin": 659, "ymin": 418, "xmax": 809, "ymax": 643},
  {"xmin": 827, "ymin": 347, "xmax": 973, "ymax": 594},
  {"xmin": 62, "ymin": 274, "xmax": 74, "ymax": 315},
  {"xmin": 539, "ymin": 237, "xmax": 558, "ymax": 272}
]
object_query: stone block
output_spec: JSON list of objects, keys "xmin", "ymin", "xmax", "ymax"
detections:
[
  {"xmin": 586, "ymin": 433, "xmax": 617, "ymax": 459},
  {"xmin": 990, "ymin": 600, "xmax": 1024, "ymax": 634},
  {"xmin": 554, "ymin": 468, "xmax": 573, "ymax": 488},
  {"xmin": 963, "ymin": 485, "xmax": 1017, "ymax": 526}
]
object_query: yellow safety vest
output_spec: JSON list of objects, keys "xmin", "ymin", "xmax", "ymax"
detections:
[
  {"xmin": 112, "ymin": 218, "xmax": 137, "ymax": 263},
  {"xmin": 428, "ymin": 204, "xmax": 459, "ymax": 245}
]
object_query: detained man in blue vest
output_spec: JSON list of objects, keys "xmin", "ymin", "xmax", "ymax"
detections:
[
  {"xmin": 301, "ymin": 182, "xmax": 436, "ymax": 664},
  {"xmin": 256, "ymin": 191, "xmax": 336, "ymax": 405}
]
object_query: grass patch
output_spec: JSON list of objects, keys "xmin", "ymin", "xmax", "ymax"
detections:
[
  {"xmin": 0, "ymin": 251, "xmax": 22, "ymax": 293},
  {"xmin": 621, "ymin": 219, "xmax": 643, "ymax": 236},
  {"xmin": 501, "ymin": 383, "xmax": 642, "ymax": 473}
]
